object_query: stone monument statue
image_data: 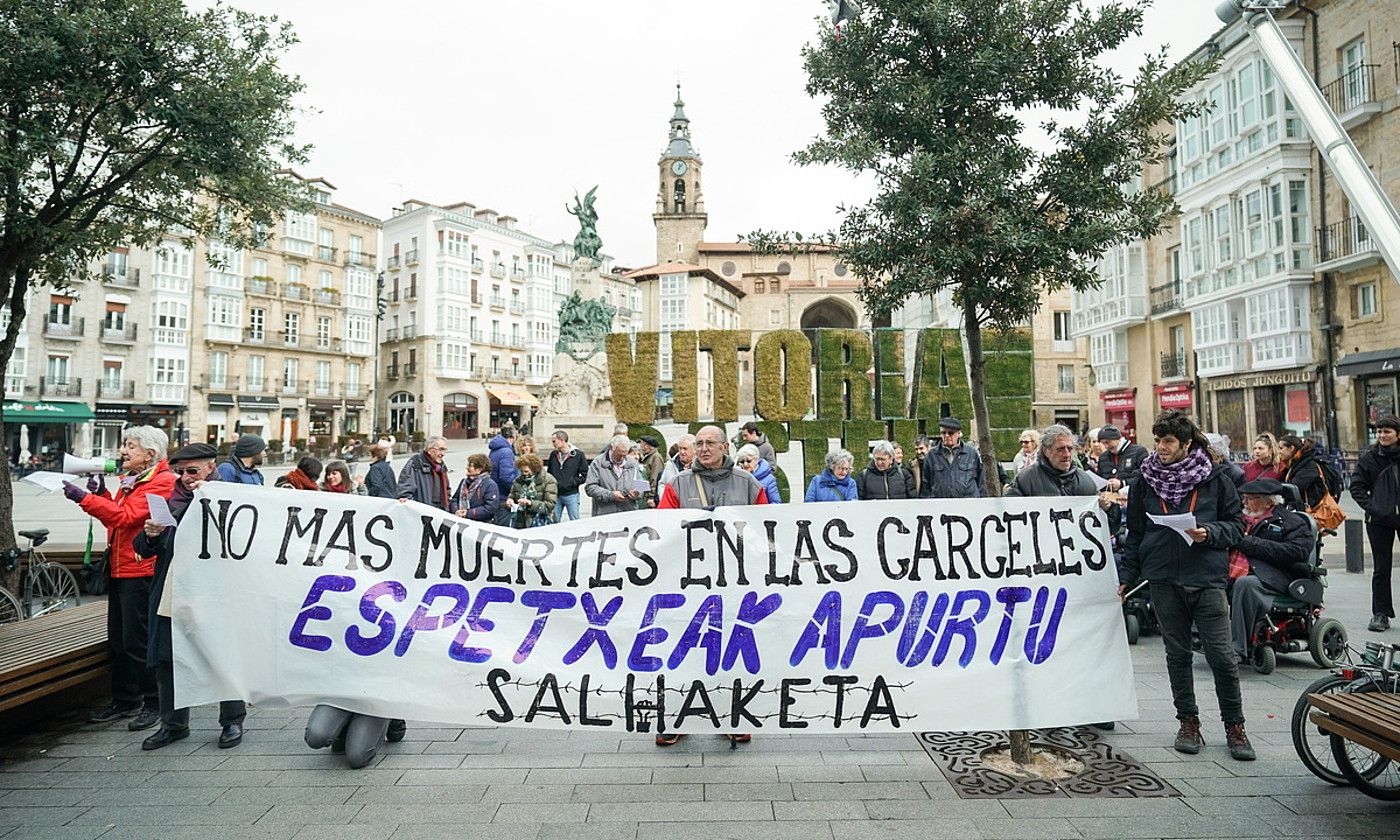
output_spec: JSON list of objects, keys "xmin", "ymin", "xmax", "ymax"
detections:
[
  {"xmin": 533, "ymin": 253, "xmax": 620, "ymax": 450},
  {"xmin": 555, "ymin": 291, "xmax": 617, "ymax": 360},
  {"xmin": 566, "ymin": 186, "xmax": 603, "ymax": 262}
]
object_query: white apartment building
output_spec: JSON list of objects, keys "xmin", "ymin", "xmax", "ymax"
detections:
[
  {"xmin": 379, "ymin": 201, "xmax": 638, "ymax": 439},
  {"xmin": 1074, "ymin": 19, "xmax": 1317, "ymax": 445}
]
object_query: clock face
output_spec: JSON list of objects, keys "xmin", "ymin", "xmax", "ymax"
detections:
[{"xmin": 671, "ymin": 160, "xmax": 688, "ymax": 176}]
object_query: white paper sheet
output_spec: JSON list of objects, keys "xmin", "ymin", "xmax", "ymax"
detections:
[
  {"xmin": 1086, "ymin": 471, "xmax": 1110, "ymax": 490},
  {"xmin": 146, "ymin": 493, "xmax": 179, "ymax": 527},
  {"xmin": 1147, "ymin": 512, "xmax": 1198, "ymax": 545},
  {"xmin": 632, "ymin": 479, "xmax": 651, "ymax": 494},
  {"xmin": 21, "ymin": 471, "xmax": 80, "ymax": 493}
]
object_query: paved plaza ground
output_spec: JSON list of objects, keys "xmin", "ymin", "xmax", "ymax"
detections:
[{"xmin": 4, "ymin": 435, "xmax": 1400, "ymax": 838}]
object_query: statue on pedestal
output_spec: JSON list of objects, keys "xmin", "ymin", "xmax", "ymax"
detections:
[
  {"xmin": 555, "ymin": 291, "xmax": 617, "ymax": 360},
  {"xmin": 566, "ymin": 186, "xmax": 603, "ymax": 262}
]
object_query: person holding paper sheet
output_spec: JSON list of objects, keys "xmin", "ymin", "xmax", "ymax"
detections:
[
  {"xmin": 133, "ymin": 443, "xmax": 247, "ymax": 751},
  {"xmin": 62, "ymin": 425, "xmax": 176, "ymax": 730},
  {"xmin": 585, "ymin": 435, "xmax": 645, "ymax": 516},
  {"xmin": 1119, "ymin": 410, "xmax": 1251, "ymax": 761},
  {"xmin": 506, "ymin": 454, "xmax": 558, "ymax": 528},
  {"xmin": 1096, "ymin": 425, "xmax": 1149, "ymax": 493}
]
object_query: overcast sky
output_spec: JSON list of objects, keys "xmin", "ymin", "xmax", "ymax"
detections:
[{"xmin": 206, "ymin": 0, "xmax": 1227, "ymax": 266}]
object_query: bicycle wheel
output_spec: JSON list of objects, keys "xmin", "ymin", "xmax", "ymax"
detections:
[
  {"xmin": 0, "ymin": 587, "xmax": 21, "ymax": 624},
  {"xmin": 1330, "ymin": 733, "xmax": 1400, "ymax": 800},
  {"xmin": 26, "ymin": 561, "xmax": 80, "ymax": 617},
  {"xmin": 1291, "ymin": 675, "xmax": 1353, "ymax": 785}
]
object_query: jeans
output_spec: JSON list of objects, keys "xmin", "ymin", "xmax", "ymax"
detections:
[
  {"xmin": 155, "ymin": 660, "xmax": 245, "ymax": 734},
  {"xmin": 304, "ymin": 705, "xmax": 389, "ymax": 769},
  {"xmin": 107, "ymin": 577, "xmax": 157, "ymax": 709},
  {"xmin": 1150, "ymin": 583, "xmax": 1244, "ymax": 725},
  {"xmin": 555, "ymin": 492, "xmax": 581, "ymax": 522},
  {"xmin": 1367, "ymin": 522, "xmax": 1397, "ymax": 618}
]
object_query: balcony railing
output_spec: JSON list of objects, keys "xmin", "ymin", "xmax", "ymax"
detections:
[
  {"xmin": 43, "ymin": 317, "xmax": 84, "ymax": 339},
  {"xmin": 404, "ymin": 249, "xmax": 419, "ymax": 265},
  {"xmin": 471, "ymin": 258, "xmax": 484, "ymax": 273},
  {"xmin": 404, "ymin": 285, "xmax": 417, "ymax": 300},
  {"xmin": 40, "ymin": 377, "xmax": 81, "ymax": 397},
  {"xmin": 100, "ymin": 321, "xmax": 137, "ymax": 343},
  {"xmin": 245, "ymin": 378, "xmax": 268, "ymax": 393},
  {"xmin": 102, "ymin": 266, "xmax": 140, "ymax": 287},
  {"xmin": 403, "ymin": 325, "xmax": 417, "ymax": 340},
  {"xmin": 313, "ymin": 381, "xmax": 333, "ymax": 397},
  {"xmin": 1070, "ymin": 294, "xmax": 1147, "ymax": 334},
  {"xmin": 201, "ymin": 374, "xmax": 240, "ymax": 390},
  {"xmin": 490, "ymin": 334, "xmax": 504, "ymax": 346},
  {"xmin": 385, "ymin": 364, "xmax": 399, "ymax": 378},
  {"xmin": 510, "ymin": 268, "xmax": 525, "ymax": 281},
  {"xmin": 489, "ymin": 296, "xmax": 506, "ymax": 310},
  {"xmin": 244, "ymin": 328, "xmax": 266, "ymax": 344},
  {"xmin": 1149, "ymin": 282, "xmax": 1182, "ymax": 316},
  {"xmin": 147, "ymin": 383, "xmax": 185, "ymax": 404},
  {"xmin": 97, "ymin": 380, "xmax": 134, "ymax": 399},
  {"xmin": 1316, "ymin": 216, "xmax": 1379, "ymax": 269},
  {"xmin": 509, "ymin": 301, "xmax": 524, "ymax": 315},
  {"xmin": 1160, "ymin": 350, "xmax": 1189, "ymax": 380},
  {"xmin": 314, "ymin": 288, "xmax": 341, "ymax": 306},
  {"xmin": 385, "ymin": 327, "xmax": 399, "ymax": 341},
  {"xmin": 403, "ymin": 362, "xmax": 417, "ymax": 376},
  {"xmin": 1091, "ymin": 363, "xmax": 1129, "ymax": 390},
  {"xmin": 312, "ymin": 337, "xmax": 342, "ymax": 352},
  {"xmin": 284, "ymin": 282, "xmax": 309, "ymax": 302},
  {"xmin": 280, "ymin": 379, "xmax": 308, "ymax": 396},
  {"xmin": 470, "ymin": 330, "xmax": 484, "ymax": 342},
  {"xmin": 279, "ymin": 330, "xmax": 301, "ymax": 347},
  {"xmin": 490, "ymin": 264, "xmax": 506, "ymax": 279},
  {"xmin": 386, "ymin": 255, "xmax": 401, "ymax": 270},
  {"xmin": 246, "ymin": 276, "xmax": 276, "ymax": 296},
  {"xmin": 1323, "ymin": 63, "xmax": 1378, "ymax": 115},
  {"xmin": 317, "ymin": 245, "xmax": 337, "ymax": 262},
  {"xmin": 344, "ymin": 251, "xmax": 375, "ymax": 267},
  {"xmin": 341, "ymin": 384, "xmax": 364, "ymax": 398}
]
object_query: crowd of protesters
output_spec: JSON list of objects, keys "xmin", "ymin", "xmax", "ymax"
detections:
[{"xmin": 56, "ymin": 409, "xmax": 1400, "ymax": 766}]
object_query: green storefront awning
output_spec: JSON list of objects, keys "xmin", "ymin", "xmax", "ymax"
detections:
[{"xmin": 2, "ymin": 401, "xmax": 95, "ymax": 423}]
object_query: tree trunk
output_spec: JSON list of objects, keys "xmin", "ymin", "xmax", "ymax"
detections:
[
  {"xmin": 962, "ymin": 305, "xmax": 1002, "ymax": 498},
  {"xmin": 0, "ymin": 265, "xmax": 30, "ymax": 595},
  {"xmin": 1008, "ymin": 729, "xmax": 1034, "ymax": 765}
]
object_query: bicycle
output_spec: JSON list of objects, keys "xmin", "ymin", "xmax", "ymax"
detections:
[
  {"xmin": 0, "ymin": 528, "xmax": 82, "ymax": 623},
  {"xmin": 1291, "ymin": 640, "xmax": 1400, "ymax": 792}
]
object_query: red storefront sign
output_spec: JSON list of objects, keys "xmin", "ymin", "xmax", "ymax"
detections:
[
  {"xmin": 1155, "ymin": 383, "xmax": 1194, "ymax": 410},
  {"xmin": 1101, "ymin": 389, "xmax": 1136, "ymax": 411}
]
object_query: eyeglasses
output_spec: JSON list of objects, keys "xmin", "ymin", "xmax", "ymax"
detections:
[
  {"xmin": 177, "ymin": 466, "xmax": 205, "ymax": 476},
  {"xmin": 940, "ymin": 430, "xmax": 959, "ymax": 436}
]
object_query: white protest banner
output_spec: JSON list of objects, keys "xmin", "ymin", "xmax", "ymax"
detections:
[{"xmin": 172, "ymin": 484, "xmax": 1136, "ymax": 733}]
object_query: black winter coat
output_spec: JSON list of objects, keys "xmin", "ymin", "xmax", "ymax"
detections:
[
  {"xmin": 856, "ymin": 464, "xmax": 916, "ymax": 500},
  {"xmin": 1097, "ymin": 441, "xmax": 1149, "ymax": 486},
  {"xmin": 1235, "ymin": 506, "xmax": 1314, "ymax": 593},
  {"xmin": 546, "ymin": 447, "xmax": 590, "ymax": 496},
  {"xmin": 1284, "ymin": 448, "xmax": 1329, "ymax": 510},
  {"xmin": 1350, "ymin": 444, "xmax": 1400, "ymax": 528},
  {"xmin": 365, "ymin": 459, "xmax": 397, "ymax": 498},
  {"xmin": 1121, "ymin": 462, "xmax": 1244, "ymax": 590}
]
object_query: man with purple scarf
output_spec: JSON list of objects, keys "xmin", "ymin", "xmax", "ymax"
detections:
[{"xmin": 1118, "ymin": 410, "xmax": 1252, "ymax": 761}]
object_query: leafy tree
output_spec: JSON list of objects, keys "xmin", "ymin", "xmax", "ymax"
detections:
[
  {"xmin": 752, "ymin": 0, "xmax": 1212, "ymax": 497},
  {"xmin": 0, "ymin": 0, "xmax": 307, "ymax": 591}
]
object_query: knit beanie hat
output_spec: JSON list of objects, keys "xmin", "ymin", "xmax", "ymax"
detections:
[{"xmin": 233, "ymin": 433, "xmax": 267, "ymax": 458}]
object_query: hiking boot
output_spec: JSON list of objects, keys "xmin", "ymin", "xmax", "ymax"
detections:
[
  {"xmin": 127, "ymin": 708, "xmax": 160, "ymax": 731},
  {"xmin": 1225, "ymin": 722, "xmax": 1256, "ymax": 761},
  {"xmin": 385, "ymin": 719, "xmax": 407, "ymax": 743},
  {"xmin": 1173, "ymin": 715, "xmax": 1204, "ymax": 754},
  {"xmin": 1369, "ymin": 614, "xmax": 1390, "ymax": 632}
]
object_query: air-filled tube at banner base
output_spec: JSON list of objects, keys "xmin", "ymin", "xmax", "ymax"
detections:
[{"xmin": 172, "ymin": 484, "xmax": 1138, "ymax": 733}]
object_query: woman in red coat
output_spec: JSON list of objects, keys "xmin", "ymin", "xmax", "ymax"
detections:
[
  {"xmin": 64, "ymin": 425, "xmax": 175, "ymax": 730},
  {"xmin": 1242, "ymin": 433, "xmax": 1285, "ymax": 483}
]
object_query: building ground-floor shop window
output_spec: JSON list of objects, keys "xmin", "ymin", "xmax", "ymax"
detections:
[
  {"xmin": 388, "ymin": 391, "xmax": 416, "ymax": 438},
  {"xmin": 1363, "ymin": 376, "xmax": 1397, "ymax": 440},
  {"xmin": 1213, "ymin": 388, "xmax": 1247, "ymax": 446},
  {"xmin": 1100, "ymin": 389, "xmax": 1137, "ymax": 441},
  {"xmin": 442, "ymin": 393, "xmax": 478, "ymax": 439}
]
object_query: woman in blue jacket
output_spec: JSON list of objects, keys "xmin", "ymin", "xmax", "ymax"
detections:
[
  {"xmin": 737, "ymin": 444, "xmax": 782, "ymax": 503},
  {"xmin": 805, "ymin": 449, "xmax": 858, "ymax": 502}
]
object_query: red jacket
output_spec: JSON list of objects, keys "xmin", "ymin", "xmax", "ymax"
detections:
[{"xmin": 79, "ymin": 461, "xmax": 176, "ymax": 578}]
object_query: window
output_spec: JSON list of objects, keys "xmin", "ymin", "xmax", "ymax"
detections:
[
  {"xmin": 284, "ymin": 210, "xmax": 316, "ymax": 244},
  {"xmin": 286, "ymin": 264, "xmax": 302, "ymax": 285},
  {"xmin": 1193, "ymin": 302, "xmax": 1230, "ymax": 347},
  {"xmin": 1241, "ymin": 188, "xmax": 1264, "ymax": 256},
  {"xmin": 207, "ymin": 297, "xmax": 240, "ymax": 332},
  {"xmin": 1184, "ymin": 216, "xmax": 1205, "ymax": 276},
  {"xmin": 248, "ymin": 308, "xmax": 266, "ymax": 341},
  {"xmin": 284, "ymin": 312, "xmax": 299, "ymax": 344},
  {"xmin": 348, "ymin": 235, "xmax": 364, "ymax": 261},
  {"xmin": 102, "ymin": 360, "xmax": 123, "ymax": 387},
  {"xmin": 1356, "ymin": 281, "xmax": 1378, "ymax": 317},
  {"xmin": 103, "ymin": 302, "xmax": 126, "ymax": 331},
  {"xmin": 48, "ymin": 295, "xmax": 73, "ymax": 326},
  {"xmin": 151, "ymin": 357, "xmax": 186, "ymax": 385},
  {"xmin": 251, "ymin": 257, "xmax": 268, "ymax": 278},
  {"xmin": 210, "ymin": 352, "xmax": 228, "ymax": 388},
  {"xmin": 1057, "ymin": 364, "xmax": 1075, "ymax": 394},
  {"xmin": 315, "ymin": 361, "xmax": 331, "ymax": 393},
  {"xmin": 1052, "ymin": 311, "xmax": 1071, "ymax": 342},
  {"xmin": 1212, "ymin": 204, "xmax": 1232, "ymax": 265},
  {"xmin": 1341, "ymin": 38, "xmax": 1368, "ymax": 110},
  {"xmin": 247, "ymin": 355, "xmax": 264, "ymax": 388},
  {"xmin": 46, "ymin": 355, "xmax": 70, "ymax": 383},
  {"xmin": 283, "ymin": 357, "xmax": 299, "ymax": 388},
  {"xmin": 317, "ymin": 316, "xmax": 331, "ymax": 348},
  {"xmin": 319, "ymin": 270, "xmax": 334, "ymax": 289},
  {"xmin": 153, "ymin": 300, "xmax": 188, "ymax": 329},
  {"xmin": 318, "ymin": 228, "xmax": 335, "ymax": 261},
  {"xmin": 660, "ymin": 274, "xmax": 687, "ymax": 295},
  {"xmin": 769, "ymin": 308, "xmax": 781, "ymax": 326},
  {"xmin": 346, "ymin": 362, "xmax": 361, "ymax": 395}
]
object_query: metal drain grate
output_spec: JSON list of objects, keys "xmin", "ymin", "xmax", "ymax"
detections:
[{"xmin": 917, "ymin": 727, "xmax": 1182, "ymax": 799}]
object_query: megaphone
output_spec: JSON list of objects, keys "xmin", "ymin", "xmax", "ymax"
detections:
[{"xmin": 63, "ymin": 454, "xmax": 121, "ymax": 475}]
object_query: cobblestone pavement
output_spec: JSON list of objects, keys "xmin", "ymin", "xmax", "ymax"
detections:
[{"xmin": 6, "ymin": 432, "xmax": 1400, "ymax": 837}]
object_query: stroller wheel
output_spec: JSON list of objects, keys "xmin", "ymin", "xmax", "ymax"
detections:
[
  {"xmin": 1125, "ymin": 612, "xmax": 1140, "ymax": 646},
  {"xmin": 1253, "ymin": 644, "xmax": 1276, "ymax": 675},
  {"xmin": 1309, "ymin": 617, "xmax": 1347, "ymax": 668}
]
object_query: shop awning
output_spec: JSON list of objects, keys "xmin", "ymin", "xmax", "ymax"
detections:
[
  {"xmin": 2, "ymin": 401, "xmax": 94, "ymax": 424},
  {"xmin": 487, "ymin": 387, "xmax": 541, "ymax": 408},
  {"xmin": 237, "ymin": 396, "xmax": 281, "ymax": 409},
  {"xmin": 1337, "ymin": 348, "xmax": 1400, "ymax": 378},
  {"xmin": 207, "ymin": 394, "xmax": 236, "ymax": 407}
]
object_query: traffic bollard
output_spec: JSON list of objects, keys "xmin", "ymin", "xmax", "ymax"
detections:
[{"xmin": 1345, "ymin": 519, "xmax": 1365, "ymax": 573}]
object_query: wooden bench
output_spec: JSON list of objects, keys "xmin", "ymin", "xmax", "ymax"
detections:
[
  {"xmin": 0, "ymin": 600, "xmax": 109, "ymax": 712},
  {"xmin": 1307, "ymin": 691, "xmax": 1400, "ymax": 798}
]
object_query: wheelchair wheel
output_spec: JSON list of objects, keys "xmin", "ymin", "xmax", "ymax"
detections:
[
  {"xmin": 1330, "ymin": 734, "xmax": 1400, "ymax": 800},
  {"xmin": 1253, "ymin": 644, "xmax": 1276, "ymax": 675},
  {"xmin": 1291, "ymin": 675, "xmax": 1355, "ymax": 785},
  {"xmin": 1308, "ymin": 618, "xmax": 1346, "ymax": 668},
  {"xmin": 1125, "ymin": 613, "xmax": 1140, "ymax": 646}
]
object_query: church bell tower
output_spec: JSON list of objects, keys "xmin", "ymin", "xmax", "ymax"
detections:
[{"xmin": 653, "ymin": 84, "xmax": 708, "ymax": 265}]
